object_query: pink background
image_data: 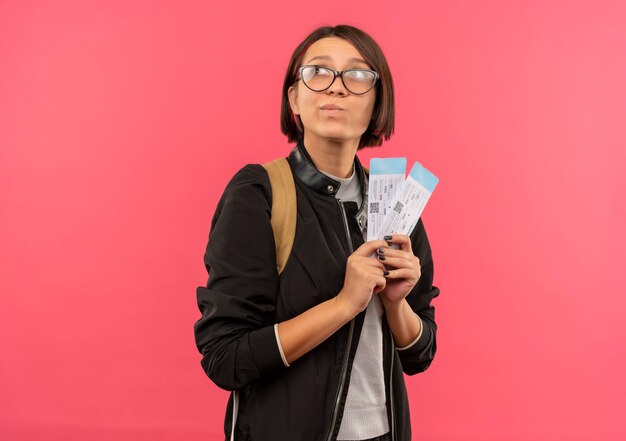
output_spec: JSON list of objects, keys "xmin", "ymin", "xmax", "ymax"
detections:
[{"xmin": 1, "ymin": 1, "xmax": 625, "ymax": 440}]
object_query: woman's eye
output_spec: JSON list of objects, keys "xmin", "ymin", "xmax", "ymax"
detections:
[
  {"xmin": 347, "ymin": 70, "xmax": 369, "ymax": 80},
  {"xmin": 312, "ymin": 67, "xmax": 331, "ymax": 76}
]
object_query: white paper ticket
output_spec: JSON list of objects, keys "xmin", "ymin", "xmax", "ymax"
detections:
[
  {"xmin": 377, "ymin": 161, "xmax": 439, "ymax": 239},
  {"xmin": 367, "ymin": 158, "xmax": 406, "ymax": 241}
]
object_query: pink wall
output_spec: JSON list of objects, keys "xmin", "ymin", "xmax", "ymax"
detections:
[{"xmin": 1, "ymin": 1, "xmax": 625, "ymax": 440}]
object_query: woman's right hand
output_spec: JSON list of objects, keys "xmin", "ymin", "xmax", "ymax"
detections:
[
  {"xmin": 277, "ymin": 239, "xmax": 391, "ymax": 365},
  {"xmin": 336, "ymin": 240, "xmax": 390, "ymax": 318}
]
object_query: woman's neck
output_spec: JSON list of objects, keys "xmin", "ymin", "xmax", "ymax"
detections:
[{"xmin": 302, "ymin": 133, "xmax": 359, "ymax": 179}]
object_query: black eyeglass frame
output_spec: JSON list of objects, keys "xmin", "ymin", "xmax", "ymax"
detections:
[{"xmin": 295, "ymin": 65, "xmax": 380, "ymax": 95}]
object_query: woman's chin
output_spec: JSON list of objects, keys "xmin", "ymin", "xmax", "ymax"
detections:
[{"xmin": 308, "ymin": 128, "xmax": 364, "ymax": 144}]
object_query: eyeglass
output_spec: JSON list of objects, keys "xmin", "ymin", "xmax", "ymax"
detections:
[{"xmin": 296, "ymin": 65, "xmax": 379, "ymax": 95}]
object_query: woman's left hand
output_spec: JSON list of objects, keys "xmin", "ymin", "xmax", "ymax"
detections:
[{"xmin": 377, "ymin": 234, "xmax": 421, "ymax": 304}]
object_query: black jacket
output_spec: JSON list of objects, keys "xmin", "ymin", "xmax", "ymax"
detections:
[{"xmin": 194, "ymin": 140, "xmax": 439, "ymax": 441}]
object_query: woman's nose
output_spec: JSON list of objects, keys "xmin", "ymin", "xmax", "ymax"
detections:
[{"xmin": 326, "ymin": 74, "xmax": 348, "ymax": 95}]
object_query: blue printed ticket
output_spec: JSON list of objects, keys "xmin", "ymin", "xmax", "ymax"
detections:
[
  {"xmin": 369, "ymin": 159, "xmax": 439, "ymax": 240},
  {"xmin": 367, "ymin": 158, "xmax": 406, "ymax": 241}
]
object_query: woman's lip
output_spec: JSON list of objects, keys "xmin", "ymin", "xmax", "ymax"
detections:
[{"xmin": 320, "ymin": 105, "xmax": 343, "ymax": 110}]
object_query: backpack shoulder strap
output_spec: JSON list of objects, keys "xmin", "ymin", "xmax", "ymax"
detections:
[{"xmin": 262, "ymin": 158, "xmax": 297, "ymax": 275}]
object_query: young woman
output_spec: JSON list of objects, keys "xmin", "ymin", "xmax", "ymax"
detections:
[{"xmin": 194, "ymin": 25, "xmax": 439, "ymax": 441}]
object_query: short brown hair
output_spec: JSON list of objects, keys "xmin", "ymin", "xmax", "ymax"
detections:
[{"xmin": 280, "ymin": 25, "xmax": 395, "ymax": 149}]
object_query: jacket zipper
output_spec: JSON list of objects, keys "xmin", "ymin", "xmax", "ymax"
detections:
[
  {"xmin": 325, "ymin": 200, "xmax": 356, "ymax": 441},
  {"xmin": 389, "ymin": 327, "xmax": 397, "ymax": 441}
]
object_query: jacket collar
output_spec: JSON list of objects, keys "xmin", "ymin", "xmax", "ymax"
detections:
[
  {"xmin": 288, "ymin": 139, "xmax": 368, "ymax": 198},
  {"xmin": 288, "ymin": 139, "xmax": 369, "ymax": 234}
]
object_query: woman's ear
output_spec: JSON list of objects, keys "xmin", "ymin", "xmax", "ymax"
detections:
[{"xmin": 288, "ymin": 85, "xmax": 299, "ymax": 115}]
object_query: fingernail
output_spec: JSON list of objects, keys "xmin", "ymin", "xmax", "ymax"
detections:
[
  {"xmin": 384, "ymin": 235, "xmax": 392, "ymax": 240},
  {"xmin": 377, "ymin": 247, "xmax": 385, "ymax": 254},
  {"xmin": 378, "ymin": 255, "xmax": 386, "ymax": 261},
  {"xmin": 383, "ymin": 270, "xmax": 390, "ymax": 276},
  {"xmin": 387, "ymin": 242, "xmax": 393, "ymax": 247}
]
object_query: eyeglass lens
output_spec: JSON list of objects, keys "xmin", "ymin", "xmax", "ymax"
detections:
[{"xmin": 300, "ymin": 66, "xmax": 377, "ymax": 94}]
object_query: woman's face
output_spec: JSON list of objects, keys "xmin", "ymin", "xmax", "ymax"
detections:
[{"xmin": 288, "ymin": 37, "xmax": 376, "ymax": 147}]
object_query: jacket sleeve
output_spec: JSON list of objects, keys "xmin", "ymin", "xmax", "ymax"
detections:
[
  {"xmin": 396, "ymin": 218, "xmax": 440, "ymax": 375},
  {"xmin": 193, "ymin": 164, "xmax": 287, "ymax": 391}
]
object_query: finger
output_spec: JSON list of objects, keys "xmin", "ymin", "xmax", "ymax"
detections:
[
  {"xmin": 373, "ymin": 274, "xmax": 387, "ymax": 291},
  {"xmin": 376, "ymin": 247, "xmax": 419, "ymax": 264},
  {"xmin": 384, "ymin": 234, "xmax": 412, "ymax": 253},
  {"xmin": 353, "ymin": 239, "xmax": 391, "ymax": 257},
  {"xmin": 376, "ymin": 255, "xmax": 416, "ymax": 270},
  {"xmin": 362, "ymin": 258, "xmax": 387, "ymax": 270},
  {"xmin": 351, "ymin": 254, "xmax": 387, "ymax": 271},
  {"xmin": 384, "ymin": 268, "xmax": 420, "ymax": 283},
  {"xmin": 356, "ymin": 257, "xmax": 387, "ymax": 272}
]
